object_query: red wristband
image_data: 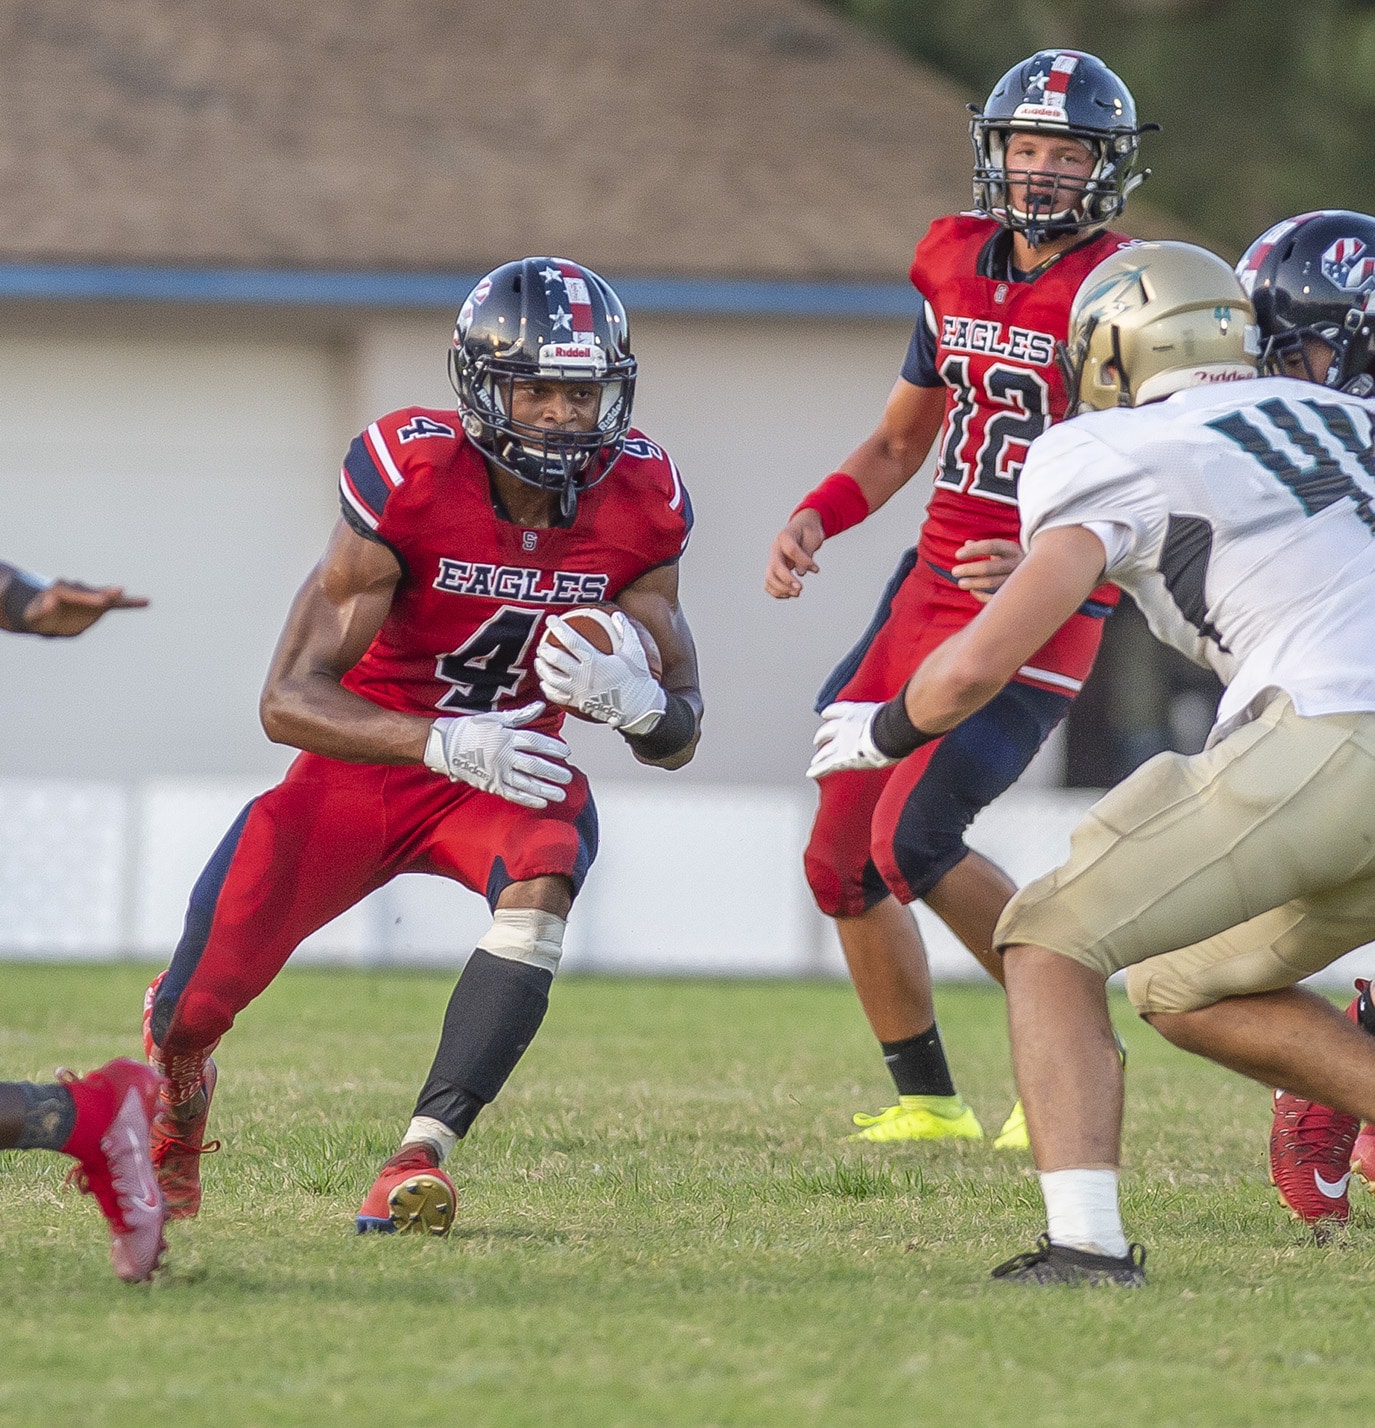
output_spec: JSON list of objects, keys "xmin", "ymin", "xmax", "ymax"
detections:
[{"xmin": 792, "ymin": 472, "xmax": 870, "ymax": 539}]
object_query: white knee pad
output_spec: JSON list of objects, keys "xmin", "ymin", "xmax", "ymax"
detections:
[{"xmin": 475, "ymin": 908, "xmax": 566, "ymax": 977}]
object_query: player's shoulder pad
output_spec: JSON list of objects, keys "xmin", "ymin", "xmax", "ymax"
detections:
[
  {"xmin": 1021, "ymin": 414, "xmax": 1126, "ymax": 499},
  {"xmin": 339, "ymin": 406, "xmax": 460, "ymax": 532},
  {"xmin": 910, "ymin": 213, "xmax": 1000, "ymax": 290},
  {"xmin": 614, "ymin": 428, "xmax": 694, "ymax": 551}
]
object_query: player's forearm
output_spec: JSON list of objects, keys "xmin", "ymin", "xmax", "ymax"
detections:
[
  {"xmin": 260, "ymin": 675, "xmax": 432, "ymax": 765},
  {"xmin": 902, "ymin": 637, "xmax": 1010, "ymax": 735},
  {"xmin": 832, "ymin": 380, "xmax": 945, "ymax": 515},
  {"xmin": 899, "ymin": 528, "xmax": 1109, "ymax": 732},
  {"xmin": 624, "ymin": 685, "xmax": 702, "ymax": 769},
  {"xmin": 835, "ymin": 436, "xmax": 926, "ymax": 514}
]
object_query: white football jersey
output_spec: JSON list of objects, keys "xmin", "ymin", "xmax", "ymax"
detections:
[{"xmin": 1019, "ymin": 376, "xmax": 1375, "ymax": 736}]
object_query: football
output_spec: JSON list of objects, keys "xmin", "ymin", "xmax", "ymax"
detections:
[{"xmin": 540, "ymin": 605, "xmax": 663, "ymax": 720}]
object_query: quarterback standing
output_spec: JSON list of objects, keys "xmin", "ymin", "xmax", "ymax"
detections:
[
  {"xmin": 141, "ymin": 258, "xmax": 703, "ymax": 1235},
  {"xmin": 0, "ymin": 561, "xmax": 165, "ymax": 1283},
  {"xmin": 765, "ymin": 51, "xmax": 1153, "ymax": 1147},
  {"xmin": 812, "ymin": 239, "xmax": 1375, "ymax": 1283}
]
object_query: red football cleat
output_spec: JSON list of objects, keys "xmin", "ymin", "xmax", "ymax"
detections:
[
  {"xmin": 1269, "ymin": 1087, "xmax": 1359, "ymax": 1228},
  {"xmin": 60, "ymin": 1058, "xmax": 168, "ymax": 1283},
  {"xmin": 143, "ymin": 973, "xmax": 220, "ymax": 1219},
  {"xmin": 147, "ymin": 1058, "xmax": 219, "ymax": 1220},
  {"xmin": 356, "ymin": 1145, "xmax": 457, "ymax": 1236},
  {"xmin": 1268, "ymin": 980, "xmax": 1375, "ymax": 1228},
  {"xmin": 1347, "ymin": 979, "xmax": 1375, "ymax": 1193}
]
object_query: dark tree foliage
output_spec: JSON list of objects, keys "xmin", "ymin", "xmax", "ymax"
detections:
[{"xmin": 822, "ymin": 0, "xmax": 1375, "ymax": 257}]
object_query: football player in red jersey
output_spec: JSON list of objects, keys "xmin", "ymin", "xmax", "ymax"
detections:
[
  {"xmin": 765, "ymin": 51, "xmax": 1154, "ymax": 1148},
  {"xmin": 141, "ymin": 258, "xmax": 703, "ymax": 1235},
  {"xmin": 0, "ymin": 563, "xmax": 165, "ymax": 1282}
]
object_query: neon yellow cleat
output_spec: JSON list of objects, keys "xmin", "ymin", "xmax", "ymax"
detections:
[
  {"xmin": 848, "ymin": 1094, "xmax": 984, "ymax": 1143},
  {"xmin": 994, "ymin": 1099, "xmax": 1029, "ymax": 1151}
]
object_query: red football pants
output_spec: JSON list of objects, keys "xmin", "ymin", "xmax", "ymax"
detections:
[
  {"xmin": 804, "ymin": 555, "xmax": 1104, "ymax": 917},
  {"xmin": 152, "ymin": 752, "xmax": 596, "ymax": 1055}
]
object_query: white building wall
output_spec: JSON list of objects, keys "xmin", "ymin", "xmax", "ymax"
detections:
[
  {"xmin": 0, "ymin": 303, "xmax": 933, "ymax": 792},
  {"xmin": 0, "ymin": 318, "xmax": 342, "ymax": 781}
]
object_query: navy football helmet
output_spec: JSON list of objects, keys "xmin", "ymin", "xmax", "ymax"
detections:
[
  {"xmin": 449, "ymin": 257, "xmax": 637, "ymax": 517},
  {"xmin": 1236, "ymin": 210, "xmax": 1375, "ymax": 396},
  {"xmin": 970, "ymin": 50, "xmax": 1156, "ymax": 246}
]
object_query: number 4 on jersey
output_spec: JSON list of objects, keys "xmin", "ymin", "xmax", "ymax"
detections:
[{"xmin": 435, "ymin": 606, "xmax": 541, "ymax": 711}]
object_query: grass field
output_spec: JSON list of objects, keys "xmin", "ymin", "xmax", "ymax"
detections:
[{"xmin": 1, "ymin": 961, "xmax": 1371, "ymax": 1427}]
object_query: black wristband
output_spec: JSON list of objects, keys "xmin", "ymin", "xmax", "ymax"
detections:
[
  {"xmin": 621, "ymin": 691, "xmax": 698, "ymax": 761},
  {"xmin": 870, "ymin": 692, "xmax": 938, "ymax": 759},
  {"xmin": 1, "ymin": 571, "xmax": 47, "ymax": 632}
]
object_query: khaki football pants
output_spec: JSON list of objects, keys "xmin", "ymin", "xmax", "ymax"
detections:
[{"xmin": 992, "ymin": 693, "xmax": 1375, "ymax": 1015}]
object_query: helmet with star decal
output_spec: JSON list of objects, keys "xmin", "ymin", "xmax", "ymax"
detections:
[
  {"xmin": 970, "ymin": 50, "xmax": 1156, "ymax": 246},
  {"xmin": 449, "ymin": 257, "xmax": 637, "ymax": 518}
]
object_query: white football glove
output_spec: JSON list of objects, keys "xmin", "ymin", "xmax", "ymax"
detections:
[
  {"xmin": 535, "ymin": 611, "xmax": 667, "ymax": 736},
  {"xmin": 805, "ymin": 701, "xmax": 896, "ymax": 780},
  {"xmin": 423, "ymin": 701, "xmax": 573, "ymax": 809}
]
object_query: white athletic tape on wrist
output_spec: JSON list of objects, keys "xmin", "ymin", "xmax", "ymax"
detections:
[
  {"xmin": 423, "ymin": 721, "xmax": 452, "ymax": 777},
  {"xmin": 475, "ymin": 907, "xmax": 567, "ymax": 976}
]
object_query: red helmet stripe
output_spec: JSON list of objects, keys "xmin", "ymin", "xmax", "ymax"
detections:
[
  {"xmin": 1045, "ymin": 53, "xmax": 1080, "ymax": 97},
  {"xmin": 557, "ymin": 261, "xmax": 596, "ymax": 337}
]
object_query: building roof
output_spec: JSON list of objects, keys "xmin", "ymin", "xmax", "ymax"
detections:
[{"xmin": 2, "ymin": 0, "xmax": 1180, "ymax": 292}]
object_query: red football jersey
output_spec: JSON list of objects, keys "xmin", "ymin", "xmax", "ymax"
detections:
[
  {"xmin": 337, "ymin": 408, "xmax": 691, "ymax": 734},
  {"xmin": 910, "ymin": 214, "xmax": 1130, "ymax": 580}
]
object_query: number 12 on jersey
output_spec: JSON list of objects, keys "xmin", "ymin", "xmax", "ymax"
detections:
[{"xmin": 935, "ymin": 357, "xmax": 1051, "ymax": 503}]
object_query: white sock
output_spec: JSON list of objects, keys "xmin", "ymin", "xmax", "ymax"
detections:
[
  {"xmin": 1039, "ymin": 1168, "xmax": 1128, "ymax": 1258},
  {"xmin": 403, "ymin": 1115, "xmax": 457, "ymax": 1163}
]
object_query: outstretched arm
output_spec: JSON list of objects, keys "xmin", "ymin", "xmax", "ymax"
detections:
[
  {"xmin": 0, "ymin": 563, "xmax": 148, "ymax": 637},
  {"xmin": 900, "ymin": 526, "xmax": 1107, "ymax": 732},
  {"xmin": 807, "ymin": 527, "xmax": 1107, "ymax": 779},
  {"xmin": 764, "ymin": 379, "xmax": 945, "ymax": 599}
]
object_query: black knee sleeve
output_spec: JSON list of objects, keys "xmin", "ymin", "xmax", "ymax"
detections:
[{"xmin": 412, "ymin": 949, "xmax": 553, "ymax": 1133}]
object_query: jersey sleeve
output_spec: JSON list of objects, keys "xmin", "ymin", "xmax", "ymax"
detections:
[
  {"xmin": 1017, "ymin": 420, "xmax": 1160, "ymax": 578},
  {"xmin": 338, "ymin": 417, "xmax": 410, "ymax": 534},
  {"xmin": 898, "ymin": 294, "xmax": 941, "ymax": 388},
  {"xmin": 618, "ymin": 434, "xmax": 693, "ymax": 570}
]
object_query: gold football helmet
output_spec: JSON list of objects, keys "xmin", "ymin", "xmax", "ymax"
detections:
[{"xmin": 1060, "ymin": 241, "xmax": 1259, "ymax": 411}]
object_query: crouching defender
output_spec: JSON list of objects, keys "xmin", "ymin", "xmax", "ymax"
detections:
[
  {"xmin": 810, "ymin": 235, "xmax": 1375, "ymax": 1283},
  {"xmin": 143, "ymin": 258, "xmax": 702, "ymax": 1234}
]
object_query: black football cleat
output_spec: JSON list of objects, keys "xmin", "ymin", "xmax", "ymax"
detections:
[{"xmin": 990, "ymin": 1234, "xmax": 1147, "ymax": 1287}]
